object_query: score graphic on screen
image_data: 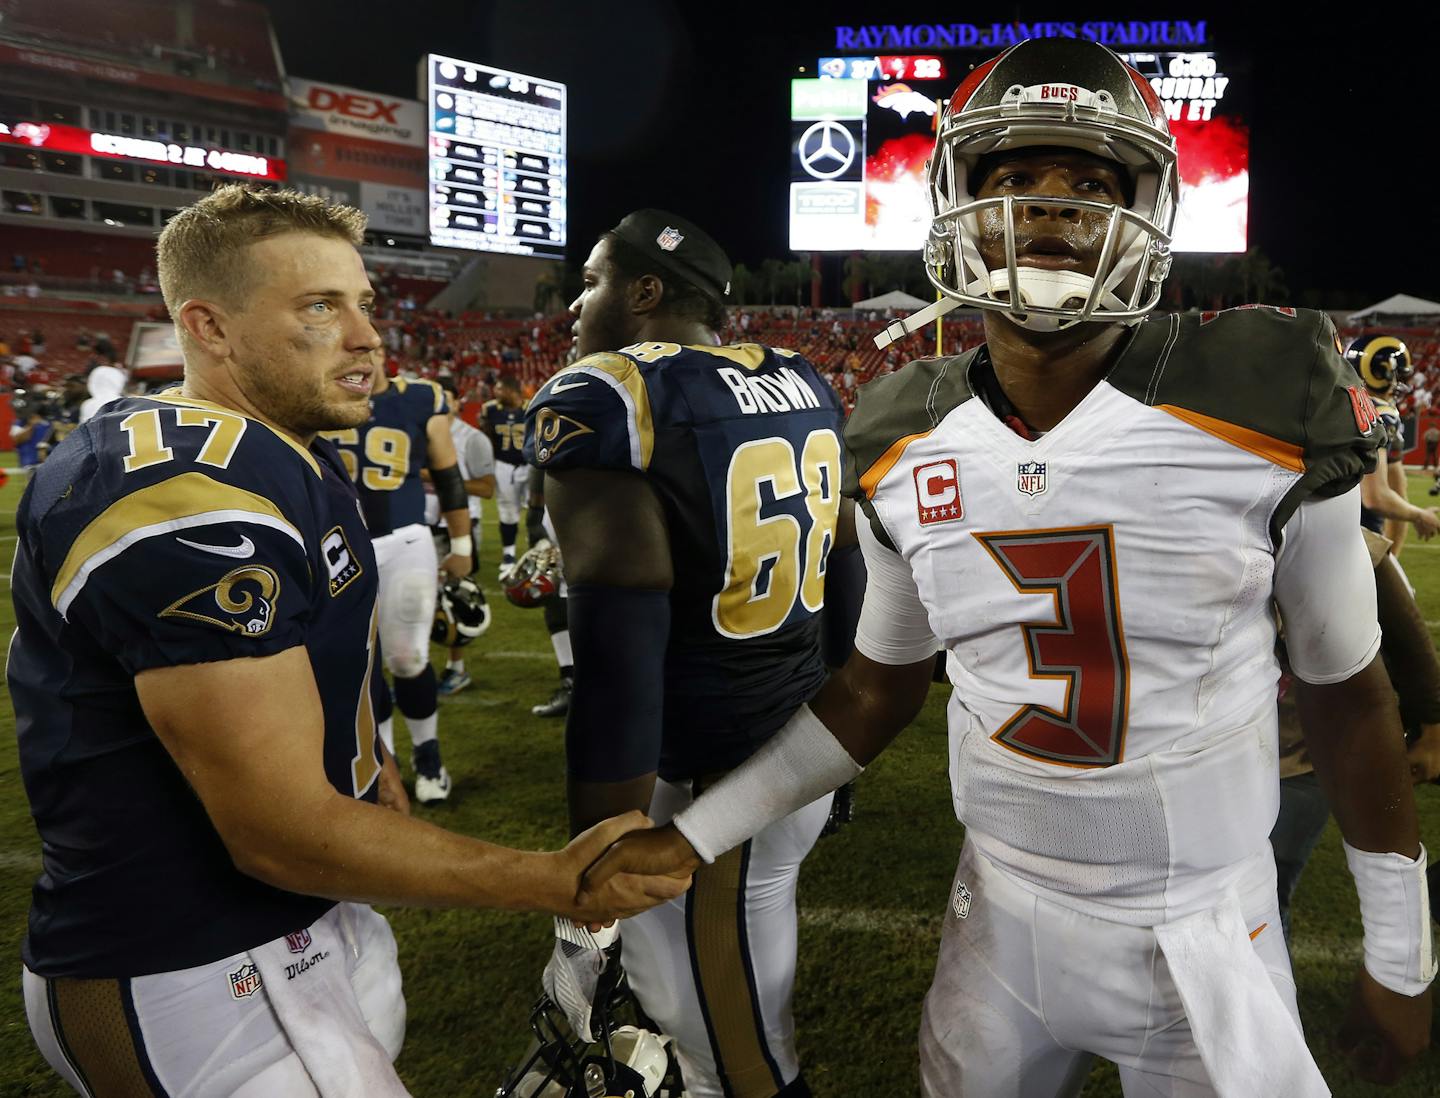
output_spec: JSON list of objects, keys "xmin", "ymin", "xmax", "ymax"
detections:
[
  {"xmin": 423, "ymin": 54, "xmax": 566, "ymax": 259},
  {"xmin": 791, "ymin": 50, "xmax": 1246, "ymax": 254}
]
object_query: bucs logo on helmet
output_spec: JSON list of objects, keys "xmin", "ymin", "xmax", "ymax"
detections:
[
  {"xmin": 878, "ymin": 38, "xmax": 1178, "ymax": 348},
  {"xmin": 432, "ymin": 575, "xmax": 491, "ymax": 647},
  {"xmin": 1345, "ymin": 334, "xmax": 1412, "ymax": 398},
  {"xmin": 502, "ymin": 540, "xmax": 563, "ymax": 608}
]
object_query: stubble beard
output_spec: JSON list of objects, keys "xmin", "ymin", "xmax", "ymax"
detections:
[{"xmin": 245, "ymin": 353, "xmax": 370, "ymax": 435}]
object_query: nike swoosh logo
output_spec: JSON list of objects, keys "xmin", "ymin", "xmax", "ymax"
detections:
[
  {"xmin": 549, "ymin": 377, "xmax": 588, "ymax": 394},
  {"xmin": 176, "ymin": 534, "xmax": 255, "ymax": 558}
]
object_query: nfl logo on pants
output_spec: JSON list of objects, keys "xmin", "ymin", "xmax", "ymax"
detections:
[{"xmin": 1016, "ymin": 461, "xmax": 1047, "ymax": 497}]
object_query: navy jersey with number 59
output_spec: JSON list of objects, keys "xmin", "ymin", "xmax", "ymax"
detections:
[
  {"xmin": 525, "ymin": 342, "xmax": 846, "ymax": 778},
  {"xmin": 319, "ymin": 376, "xmax": 447, "ymax": 537}
]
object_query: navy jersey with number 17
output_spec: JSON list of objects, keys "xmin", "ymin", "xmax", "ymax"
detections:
[
  {"xmin": 8, "ymin": 392, "xmax": 381, "ymax": 978},
  {"xmin": 320, "ymin": 376, "xmax": 448, "ymax": 537},
  {"xmin": 525, "ymin": 342, "xmax": 846, "ymax": 779}
]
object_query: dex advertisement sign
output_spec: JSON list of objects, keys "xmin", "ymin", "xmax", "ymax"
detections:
[{"xmin": 288, "ymin": 76, "xmax": 425, "ymax": 147}]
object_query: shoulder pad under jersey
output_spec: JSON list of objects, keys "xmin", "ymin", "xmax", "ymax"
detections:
[
  {"xmin": 524, "ymin": 350, "xmax": 654, "ymax": 472},
  {"xmin": 842, "ymin": 351, "xmax": 980, "ymax": 502},
  {"xmin": 1108, "ymin": 307, "xmax": 1379, "ymax": 524}
]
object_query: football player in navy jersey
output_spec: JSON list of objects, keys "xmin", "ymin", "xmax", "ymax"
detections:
[
  {"xmin": 524, "ymin": 210, "xmax": 852, "ymax": 1098},
  {"xmin": 7, "ymin": 185, "xmax": 689, "ymax": 1097},
  {"xmin": 483, "ymin": 373, "xmax": 531, "ymax": 575},
  {"xmin": 321, "ymin": 367, "xmax": 470, "ymax": 803}
]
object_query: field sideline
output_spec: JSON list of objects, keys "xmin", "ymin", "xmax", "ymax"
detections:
[{"xmin": 1, "ymin": 450, "xmax": 1438, "ymax": 1097}]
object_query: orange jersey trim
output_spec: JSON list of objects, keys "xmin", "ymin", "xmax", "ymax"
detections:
[
  {"xmin": 1156, "ymin": 405, "xmax": 1305, "ymax": 473},
  {"xmin": 858, "ymin": 429, "xmax": 934, "ymax": 499}
]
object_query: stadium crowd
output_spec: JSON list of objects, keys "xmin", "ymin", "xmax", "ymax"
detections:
[{"xmin": 5, "ymin": 288, "xmax": 1439, "ymax": 421}]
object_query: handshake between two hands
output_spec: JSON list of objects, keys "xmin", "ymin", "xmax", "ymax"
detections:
[{"xmin": 553, "ymin": 810, "xmax": 703, "ymax": 928}]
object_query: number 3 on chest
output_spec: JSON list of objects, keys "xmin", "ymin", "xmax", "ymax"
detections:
[{"xmin": 974, "ymin": 526, "xmax": 1131, "ymax": 768}]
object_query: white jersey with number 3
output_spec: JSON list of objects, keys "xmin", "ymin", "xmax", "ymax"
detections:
[{"xmin": 846, "ymin": 308, "xmax": 1380, "ymax": 925}]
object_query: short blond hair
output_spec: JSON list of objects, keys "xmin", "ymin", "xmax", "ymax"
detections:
[{"xmin": 157, "ymin": 184, "xmax": 368, "ymax": 319}]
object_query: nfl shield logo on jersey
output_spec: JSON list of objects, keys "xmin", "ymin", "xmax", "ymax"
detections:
[
  {"xmin": 228, "ymin": 962, "xmax": 263, "ymax": 999},
  {"xmin": 914, "ymin": 459, "xmax": 963, "ymax": 525},
  {"xmin": 656, "ymin": 226, "xmax": 684, "ymax": 251},
  {"xmin": 285, "ymin": 929, "xmax": 312, "ymax": 954},
  {"xmin": 1016, "ymin": 461, "xmax": 1047, "ymax": 497},
  {"xmin": 952, "ymin": 880, "xmax": 972, "ymax": 920}
]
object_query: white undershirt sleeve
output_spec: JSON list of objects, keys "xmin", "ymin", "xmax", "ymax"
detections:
[
  {"xmin": 853, "ymin": 515, "xmax": 941, "ymax": 666},
  {"xmin": 1273, "ymin": 486, "xmax": 1382, "ymax": 685}
]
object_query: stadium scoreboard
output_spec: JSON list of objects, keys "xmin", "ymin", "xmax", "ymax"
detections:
[
  {"xmin": 791, "ymin": 46, "xmax": 1247, "ymax": 255},
  {"xmin": 422, "ymin": 54, "xmax": 566, "ymax": 259}
]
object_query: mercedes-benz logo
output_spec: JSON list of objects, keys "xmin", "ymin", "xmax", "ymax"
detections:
[{"xmin": 798, "ymin": 119, "xmax": 856, "ymax": 180}]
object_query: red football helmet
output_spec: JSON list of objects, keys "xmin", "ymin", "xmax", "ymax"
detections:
[
  {"xmin": 502, "ymin": 541, "xmax": 562, "ymax": 608},
  {"xmin": 879, "ymin": 38, "xmax": 1177, "ymax": 347}
]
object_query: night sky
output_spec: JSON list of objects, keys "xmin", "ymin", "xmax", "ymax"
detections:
[{"xmin": 263, "ymin": 1, "xmax": 1439, "ymax": 305}]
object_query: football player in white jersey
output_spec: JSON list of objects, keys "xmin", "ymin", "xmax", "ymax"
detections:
[{"xmin": 584, "ymin": 39, "xmax": 1432, "ymax": 1095}]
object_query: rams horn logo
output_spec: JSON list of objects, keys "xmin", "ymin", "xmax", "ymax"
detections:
[
  {"xmin": 159, "ymin": 565, "xmax": 281, "ymax": 637},
  {"xmin": 533, "ymin": 407, "xmax": 593, "ymax": 464}
]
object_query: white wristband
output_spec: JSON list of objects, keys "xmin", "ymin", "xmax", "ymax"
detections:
[
  {"xmin": 448, "ymin": 534, "xmax": 473, "ymax": 558},
  {"xmin": 672, "ymin": 704, "xmax": 862, "ymax": 864},
  {"xmin": 1344, "ymin": 840, "xmax": 1437, "ymax": 996}
]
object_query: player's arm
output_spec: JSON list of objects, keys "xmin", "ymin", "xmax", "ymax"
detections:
[
  {"xmin": 544, "ymin": 466, "xmax": 672, "ymax": 835},
  {"xmin": 1368, "ymin": 551, "xmax": 1440, "ymax": 783},
  {"xmin": 136, "ymin": 646, "xmax": 687, "ymax": 922},
  {"xmin": 464, "ymin": 429, "xmax": 496, "ymax": 499},
  {"xmin": 426, "ymin": 414, "xmax": 471, "ymax": 578},
  {"xmin": 1382, "ymin": 456, "xmax": 1411, "ymax": 553},
  {"xmin": 1361, "ymin": 448, "xmax": 1439, "ymax": 538},
  {"xmin": 580, "ymin": 515, "xmax": 936, "ymax": 887},
  {"xmin": 465, "ymin": 473, "xmax": 496, "ymax": 498},
  {"xmin": 1281, "ymin": 489, "xmax": 1433, "ymax": 1083}
]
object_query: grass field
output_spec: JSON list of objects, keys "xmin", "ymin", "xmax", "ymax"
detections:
[{"xmin": 1, "ymin": 449, "xmax": 1438, "ymax": 1097}]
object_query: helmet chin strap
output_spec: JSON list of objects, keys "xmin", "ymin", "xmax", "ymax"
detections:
[{"xmin": 986, "ymin": 268, "xmax": 1097, "ymax": 332}]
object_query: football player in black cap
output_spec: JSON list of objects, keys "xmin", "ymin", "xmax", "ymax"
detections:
[{"xmin": 522, "ymin": 209, "xmax": 857, "ymax": 1097}]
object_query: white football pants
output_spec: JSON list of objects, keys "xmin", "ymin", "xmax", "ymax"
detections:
[
  {"xmin": 25, "ymin": 904, "xmax": 405, "ymax": 1098},
  {"xmin": 623, "ymin": 776, "xmax": 832, "ymax": 1098},
  {"xmin": 919, "ymin": 841, "xmax": 1306, "ymax": 1097},
  {"xmin": 373, "ymin": 523, "xmax": 438, "ymax": 681},
  {"xmin": 494, "ymin": 462, "xmax": 532, "ymax": 526}
]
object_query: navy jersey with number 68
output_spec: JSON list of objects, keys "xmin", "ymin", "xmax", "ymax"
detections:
[
  {"xmin": 320, "ymin": 376, "xmax": 448, "ymax": 537},
  {"xmin": 525, "ymin": 342, "xmax": 846, "ymax": 779}
]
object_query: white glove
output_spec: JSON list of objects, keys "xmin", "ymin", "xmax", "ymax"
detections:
[{"xmin": 541, "ymin": 919, "xmax": 620, "ymax": 1043}]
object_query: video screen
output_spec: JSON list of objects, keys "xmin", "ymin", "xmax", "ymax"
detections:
[
  {"xmin": 790, "ymin": 50, "xmax": 1246, "ymax": 254},
  {"xmin": 423, "ymin": 54, "xmax": 566, "ymax": 259}
]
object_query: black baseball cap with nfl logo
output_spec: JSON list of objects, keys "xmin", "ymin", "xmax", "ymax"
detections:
[{"xmin": 608, "ymin": 209, "xmax": 732, "ymax": 304}]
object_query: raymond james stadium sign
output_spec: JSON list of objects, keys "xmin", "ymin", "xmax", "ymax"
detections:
[{"xmin": 834, "ymin": 21, "xmax": 1209, "ymax": 50}]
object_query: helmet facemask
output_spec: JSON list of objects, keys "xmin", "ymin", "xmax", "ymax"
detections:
[{"xmin": 928, "ymin": 92, "xmax": 1177, "ymax": 332}]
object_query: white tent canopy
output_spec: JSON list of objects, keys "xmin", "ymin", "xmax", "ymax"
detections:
[
  {"xmin": 1347, "ymin": 294, "xmax": 1440, "ymax": 324},
  {"xmin": 852, "ymin": 289, "xmax": 929, "ymax": 312}
]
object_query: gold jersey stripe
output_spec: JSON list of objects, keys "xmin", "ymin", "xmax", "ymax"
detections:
[
  {"xmin": 149, "ymin": 391, "xmax": 322, "ymax": 477},
  {"xmin": 549, "ymin": 354, "xmax": 655, "ymax": 470},
  {"xmin": 1157, "ymin": 404, "xmax": 1305, "ymax": 473},
  {"xmin": 52, "ymin": 471, "xmax": 302, "ymax": 611},
  {"xmin": 693, "ymin": 344, "xmax": 769, "ymax": 370}
]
